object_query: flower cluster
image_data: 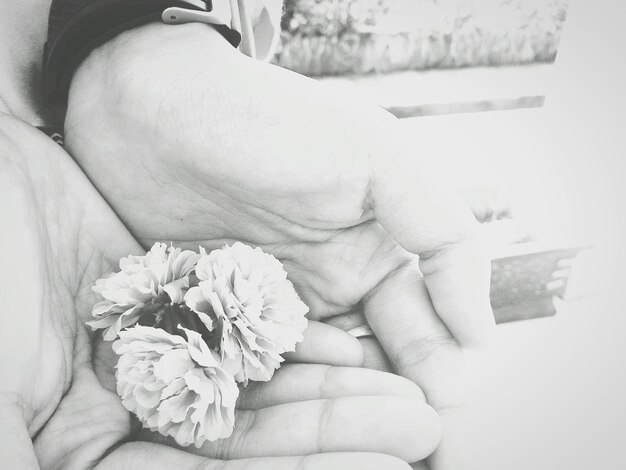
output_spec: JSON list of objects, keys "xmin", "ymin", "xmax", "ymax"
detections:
[
  {"xmin": 89, "ymin": 243, "xmax": 200, "ymax": 340},
  {"xmin": 90, "ymin": 242, "xmax": 309, "ymax": 447}
]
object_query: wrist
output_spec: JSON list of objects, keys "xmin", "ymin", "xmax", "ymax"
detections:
[
  {"xmin": 46, "ymin": 0, "xmax": 241, "ymax": 124},
  {"xmin": 67, "ymin": 20, "xmax": 237, "ymax": 113},
  {"xmin": 65, "ymin": 19, "xmax": 246, "ymax": 153},
  {"xmin": 96, "ymin": 20, "xmax": 234, "ymax": 61}
]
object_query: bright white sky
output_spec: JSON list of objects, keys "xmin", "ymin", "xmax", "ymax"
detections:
[{"xmin": 397, "ymin": 1, "xmax": 626, "ymax": 468}]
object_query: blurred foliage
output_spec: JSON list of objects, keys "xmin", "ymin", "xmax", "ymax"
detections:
[
  {"xmin": 276, "ymin": 0, "xmax": 570, "ymax": 75},
  {"xmin": 282, "ymin": 0, "xmax": 389, "ymax": 36}
]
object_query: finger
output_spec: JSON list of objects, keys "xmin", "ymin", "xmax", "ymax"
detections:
[
  {"xmin": 97, "ymin": 443, "xmax": 412, "ymax": 470},
  {"xmin": 369, "ymin": 154, "xmax": 494, "ymax": 348},
  {"xmin": 323, "ymin": 313, "xmax": 393, "ymax": 371},
  {"xmin": 364, "ymin": 265, "xmax": 471, "ymax": 469},
  {"xmin": 141, "ymin": 396, "xmax": 441, "ymax": 463},
  {"xmin": 237, "ymin": 363, "xmax": 424, "ymax": 410},
  {"xmin": 427, "ymin": 406, "xmax": 475, "ymax": 470},
  {"xmin": 91, "ymin": 320, "xmax": 366, "ymax": 387},
  {"xmin": 359, "ymin": 337, "xmax": 393, "ymax": 372},
  {"xmin": 365, "ymin": 265, "xmax": 466, "ymax": 410},
  {"xmin": 324, "ymin": 310, "xmax": 368, "ymax": 332},
  {"xmin": 284, "ymin": 320, "xmax": 364, "ymax": 367}
]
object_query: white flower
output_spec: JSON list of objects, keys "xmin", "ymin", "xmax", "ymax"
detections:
[
  {"xmin": 185, "ymin": 243, "xmax": 309, "ymax": 384},
  {"xmin": 114, "ymin": 325, "xmax": 239, "ymax": 447},
  {"xmin": 89, "ymin": 243, "xmax": 200, "ymax": 340}
]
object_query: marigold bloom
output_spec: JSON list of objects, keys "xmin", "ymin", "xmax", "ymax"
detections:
[
  {"xmin": 89, "ymin": 243, "xmax": 200, "ymax": 340},
  {"xmin": 185, "ymin": 243, "xmax": 309, "ymax": 384},
  {"xmin": 114, "ymin": 325, "xmax": 238, "ymax": 447}
]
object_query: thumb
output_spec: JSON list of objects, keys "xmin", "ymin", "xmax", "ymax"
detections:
[
  {"xmin": 368, "ymin": 143, "xmax": 494, "ymax": 348},
  {"xmin": 96, "ymin": 443, "xmax": 412, "ymax": 470}
]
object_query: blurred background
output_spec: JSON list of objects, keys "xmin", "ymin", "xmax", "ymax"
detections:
[{"xmin": 274, "ymin": 1, "xmax": 625, "ymax": 468}]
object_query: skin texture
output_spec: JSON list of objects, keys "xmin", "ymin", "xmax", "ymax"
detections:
[
  {"xmin": 64, "ymin": 23, "xmax": 494, "ymax": 469},
  {"xmin": 0, "ymin": 113, "xmax": 441, "ymax": 469},
  {"xmin": 66, "ymin": 23, "xmax": 494, "ymax": 344},
  {"xmin": 0, "ymin": 3, "xmax": 493, "ymax": 467}
]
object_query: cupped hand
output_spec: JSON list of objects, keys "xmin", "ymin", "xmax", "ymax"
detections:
[
  {"xmin": 0, "ymin": 113, "xmax": 435, "ymax": 469},
  {"xmin": 64, "ymin": 22, "xmax": 494, "ymax": 468},
  {"xmin": 0, "ymin": 112, "xmax": 140, "ymax": 469}
]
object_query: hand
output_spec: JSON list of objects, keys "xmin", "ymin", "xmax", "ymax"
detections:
[
  {"xmin": 139, "ymin": 362, "xmax": 440, "ymax": 465},
  {"xmin": 0, "ymin": 112, "xmax": 140, "ymax": 469},
  {"xmin": 64, "ymin": 23, "xmax": 494, "ymax": 468},
  {"xmin": 0, "ymin": 113, "xmax": 438, "ymax": 469}
]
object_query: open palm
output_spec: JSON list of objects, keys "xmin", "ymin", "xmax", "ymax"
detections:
[
  {"xmin": 1, "ymin": 114, "xmax": 437, "ymax": 469},
  {"xmin": 0, "ymin": 113, "xmax": 140, "ymax": 469}
]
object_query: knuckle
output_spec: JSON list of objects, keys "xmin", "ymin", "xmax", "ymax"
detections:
[
  {"xmin": 319, "ymin": 365, "xmax": 338, "ymax": 398},
  {"xmin": 236, "ymin": 384, "xmax": 260, "ymax": 410},
  {"xmin": 218, "ymin": 410, "xmax": 256, "ymax": 460},
  {"xmin": 394, "ymin": 334, "xmax": 461, "ymax": 379},
  {"xmin": 316, "ymin": 399, "xmax": 335, "ymax": 453}
]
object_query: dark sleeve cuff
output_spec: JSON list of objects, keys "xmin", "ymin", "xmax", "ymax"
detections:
[{"xmin": 44, "ymin": 0, "xmax": 240, "ymax": 124}]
